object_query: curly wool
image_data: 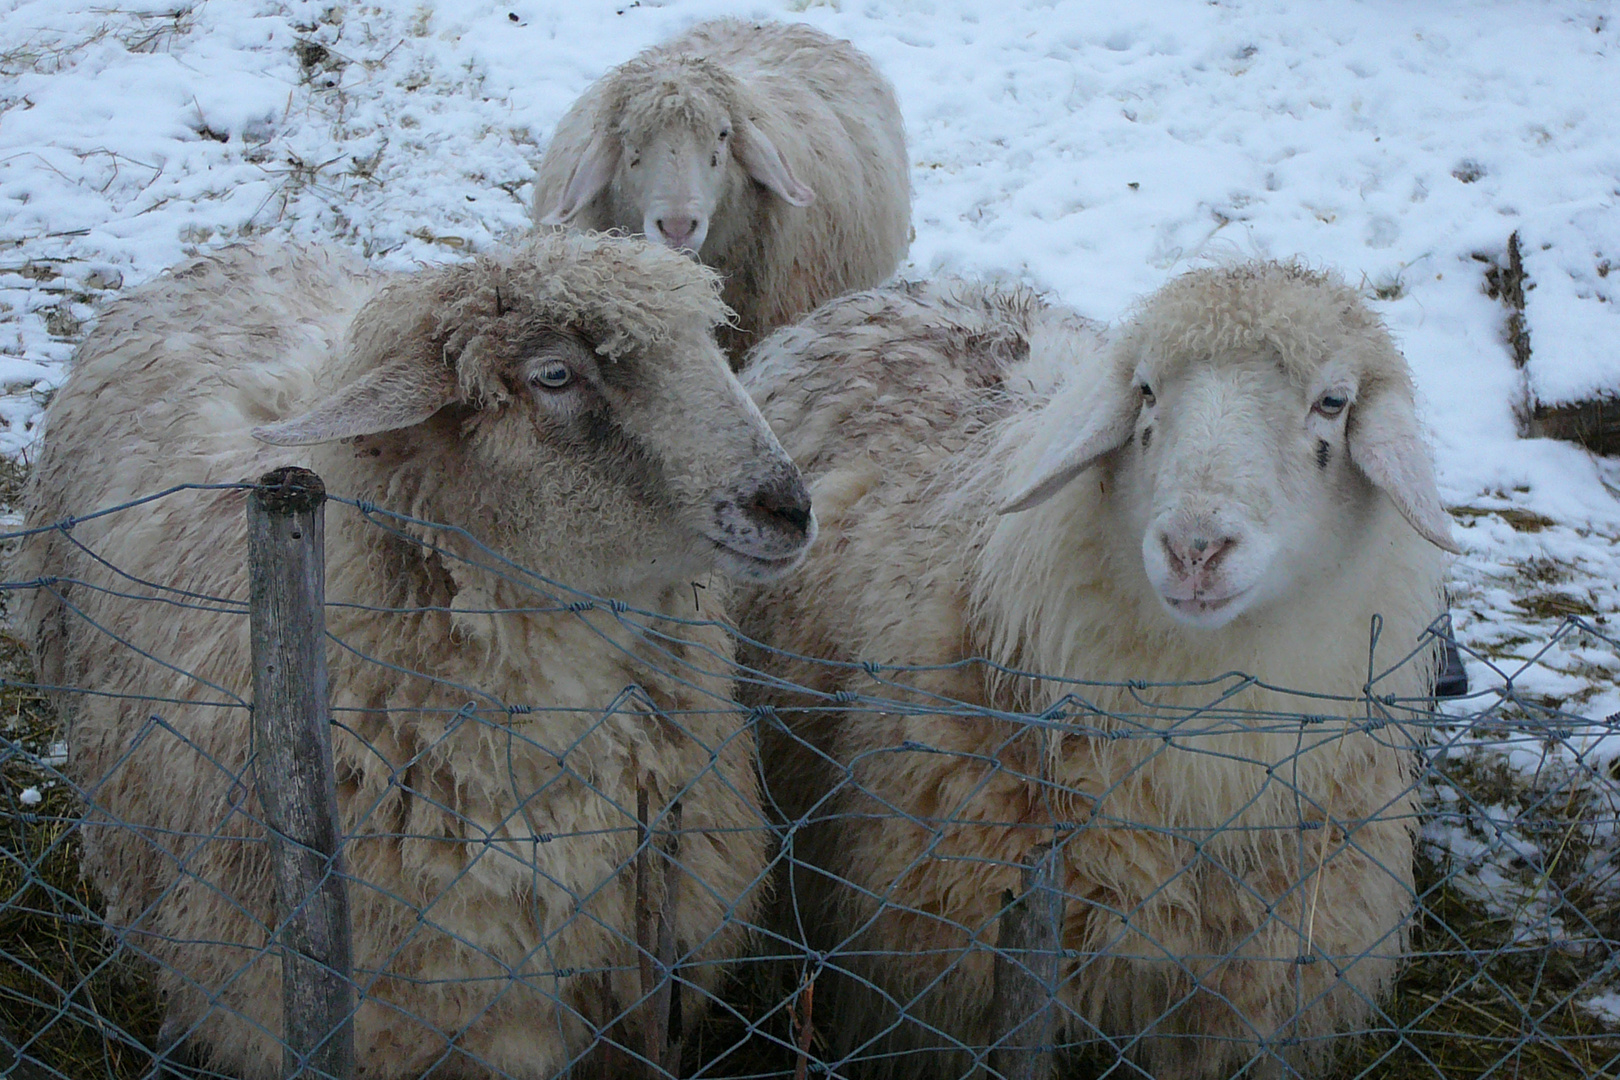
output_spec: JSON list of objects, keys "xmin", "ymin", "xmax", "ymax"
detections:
[{"xmin": 345, "ymin": 231, "xmax": 732, "ymax": 409}]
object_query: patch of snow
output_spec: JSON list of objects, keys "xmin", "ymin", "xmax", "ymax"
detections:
[
  {"xmin": 1522, "ymin": 207, "xmax": 1620, "ymax": 407},
  {"xmin": 1582, "ymin": 991, "xmax": 1620, "ymax": 1027}
]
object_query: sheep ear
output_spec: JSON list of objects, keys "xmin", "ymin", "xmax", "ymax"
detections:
[
  {"xmin": 1348, "ymin": 391, "xmax": 1460, "ymax": 554},
  {"xmin": 998, "ymin": 390, "xmax": 1138, "ymax": 514},
  {"xmin": 537, "ymin": 131, "xmax": 617, "ymax": 226},
  {"xmin": 736, "ymin": 117, "xmax": 815, "ymax": 207},
  {"xmin": 253, "ymin": 361, "xmax": 459, "ymax": 447}
]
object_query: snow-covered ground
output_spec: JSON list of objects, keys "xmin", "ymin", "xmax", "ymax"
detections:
[{"xmin": 2, "ymin": 0, "xmax": 1618, "ymax": 1029}]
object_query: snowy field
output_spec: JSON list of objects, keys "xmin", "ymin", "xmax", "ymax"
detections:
[{"xmin": 1, "ymin": 0, "xmax": 1618, "ymax": 1049}]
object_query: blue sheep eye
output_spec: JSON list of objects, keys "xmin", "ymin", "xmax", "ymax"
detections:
[{"xmin": 530, "ymin": 361, "xmax": 571, "ymax": 390}]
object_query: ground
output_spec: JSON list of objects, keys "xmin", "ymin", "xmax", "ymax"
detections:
[{"xmin": 0, "ymin": 1, "xmax": 1616, "ymax": 1077}]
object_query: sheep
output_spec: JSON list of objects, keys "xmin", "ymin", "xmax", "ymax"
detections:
[
  {"xmin": 13, "ymin": 231, "xmax": 816, "ymax": 1079},
  {"xmin": 736, "ymin": 264, "xmax": 1457, "ymax": 1080},
  {"xmin": 532, "ymin": 17, "xmax": 912, "ymax": 368}
]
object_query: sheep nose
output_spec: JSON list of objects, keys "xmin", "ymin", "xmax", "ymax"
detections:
[
  {"xmin": 1161, "ymin": 532, "xmax": 1233, "ymax": 578},
  {"xmin": 655, "ymin": 217, "xmax": 700, "ymax": 250},
  {"xmin": 746, "ymin": 477, "xmax": 814, "ymax": 540}
]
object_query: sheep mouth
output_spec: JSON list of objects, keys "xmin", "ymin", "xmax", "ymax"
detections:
[
  {"xmin": 1162, "ymin": 587, "xmax": 1250, "ymax": 626},
  {"xmin": 707, "ymin": 538, "xmax": 810, "ymax": 582}
]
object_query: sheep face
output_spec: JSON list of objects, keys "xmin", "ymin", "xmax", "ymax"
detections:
[
  {"xmin": 537, "ymin": 59, "xmax": 815, "ymax": 253},
  {"xmin": 1001, "ymin": 264, "xmax": 1457, "ymax": 631},
  {"xmin": 1122, "ymin": 353, "xmax": 1402, "ymax": 629},
  {"xmin": 443, "ymin": 325, "xmax": 817, "ymax": 594},
  {"xmin": 256, "ymin": 234, "xmax": 816, "ymax": 594}
]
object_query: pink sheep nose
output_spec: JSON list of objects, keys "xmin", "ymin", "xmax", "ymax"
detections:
[
  {"xmin": 1161, "ymin": 531, "xmax": 1234, "ymax": 581},
  {"xmin": 655, "ymin": 217, "xmax": 700, "ymax": 250}
]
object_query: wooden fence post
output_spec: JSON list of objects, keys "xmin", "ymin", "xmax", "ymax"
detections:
[
  {"xmin": 988, "ymin": 841, "xmax": 1063, "ymax": 1080},
  {"xmin": 249, "ymin": 466, "xmax": 354, "ymax": 1080},
  {"xmin": 637, "ymin": 787, "xmax": 685, "ymax": 1080}
]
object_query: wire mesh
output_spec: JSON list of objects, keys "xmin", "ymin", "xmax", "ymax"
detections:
[{"xmin": 1, "ymin": 484, "xmax": 1616, "ymax": 1080}]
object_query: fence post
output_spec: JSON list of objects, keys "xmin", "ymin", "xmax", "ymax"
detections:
[
  {"xmin": 637, "ymin": 787, "xmax": 685, "ymax": 1080},
  {"xmin": 988, "ymin": 841, "xmax": 1062, "ymax": 1080},
  {"xmin": 248, "ymin": 466, "xmax": 354, "ymax": 1080}
]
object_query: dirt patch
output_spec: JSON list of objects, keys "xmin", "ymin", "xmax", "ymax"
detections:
[{"xmin": 1450, "ymin": 505, "xmax": 1559, "ymax": 533}]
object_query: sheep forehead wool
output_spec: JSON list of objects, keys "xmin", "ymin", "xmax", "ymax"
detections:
[
  {"xmin": 1120, "ymin": 261, "xmax": 1403, "ymax": 393},
  {"xmin": 470, "ymin": 230, "xmax": 731, "ymax": 357},
  {"xmin": 603, "ymin": 56, "xmax": 739, "ymax": 139},
  {"xmin": 347, "ymin": 232, "xmax": 732, "ymax": 409}
]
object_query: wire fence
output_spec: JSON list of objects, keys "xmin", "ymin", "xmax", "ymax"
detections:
[{"xmin": 1, "ymin": 477, "xmax": 1617, "ymax": 1080}]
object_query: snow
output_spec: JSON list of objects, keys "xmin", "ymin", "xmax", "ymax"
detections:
[
  {"xmin": 0, "ymin": 1, "xmax": 1614, "ymax": 443},
  {"xmin": 6, "ymin": 1, "xmax": 1606, "ymax": 663},
  {"xmin": 17, "ymin": 785, "xmax": 41, "ymax": 806},
  {"xmin": 0, "ymin": 0, "xmax": 1611, "ymax": 502},
  {"xmin": 0, "ymin": 0, "xmax": 1617, "ymax": 1016},
  {"xmin": 1523, "ymin": 204, "xmax": 1620, "ymax": 405},
  {"xmin": 1585, "ymin": 991, "xmax": 1620, "ymax": 1027}
]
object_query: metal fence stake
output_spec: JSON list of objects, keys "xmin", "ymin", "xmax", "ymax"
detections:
[
  {"xmin": 988, "ymin": 841, "xmax": 1062, "ymax": 1080},
  {"xmin": 248, "ymin": 466, "xmax": 354, "ymax": 1080}
]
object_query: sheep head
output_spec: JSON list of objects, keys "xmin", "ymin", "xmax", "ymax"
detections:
[
  {"xmin": 536, "ymin": 56, "xmax": 815, "ymax": 255},
  {"xmin": 1001, "ymin": 261, "xmax": 1457, "ymax": 630},
  {"xmin": 254, "ymin": 232, "xmax": 815, "ymax": 593}
]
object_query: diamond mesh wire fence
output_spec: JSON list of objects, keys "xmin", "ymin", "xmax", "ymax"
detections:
[{"xmin": 1, "ymin": 481, "xmax": 1617, "ymax": 1080}]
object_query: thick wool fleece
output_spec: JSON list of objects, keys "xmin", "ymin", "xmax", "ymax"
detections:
[
  {"xmin": 15, "ymin": 234, "xmax": 770, "ymax": 1079},
  {"xmin": 737, "ymin": 269, "xmax": 1447, "ymax": 1080}
]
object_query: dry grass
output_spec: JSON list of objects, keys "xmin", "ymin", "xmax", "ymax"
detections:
[
  {"xmin": 1447, "ymin": 506, "xmax": 1559, "ymax": 534},
  {"xmin": 1323, "ymin": 855, "xmax": 1620, "ymax": 1080},
  {"xmin": 0, "ymin": 632, "xmax": 165, "ymax": 1079},
  {"xmin": 0, "ymin": 458, "xmax": 165, "ymax": 1078}
]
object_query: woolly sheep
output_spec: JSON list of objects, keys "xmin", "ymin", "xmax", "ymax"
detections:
[
  {"xmin": 532, "ymin": 18, "xmax": 912, "ymax": 366},
  {"xmin": 737, "ymin": 265, "xmax": 1456, "ymax": 1079},
  {"xmin": 15, "ymin": 232, "xmax": 816, "ymax": 1079}
]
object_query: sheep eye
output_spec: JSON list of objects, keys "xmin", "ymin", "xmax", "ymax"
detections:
[
  {"xmin": 1139, "ymin": 382, "xmax": 1156, "ymax": 406},
  {"xmin": 529, "ymin": 361, "xmax": 572, "ymax": 391},
  {"xmin": 718, "ymin": 128, "xmax": 730, "ymax": 141},
  {"xmin": 628, "ymin": 156, "xmax": 640, "ymax": 169},
  {"xmin": 1314, "ymin": 391, "xmax": 1349, "ymax": 417}
]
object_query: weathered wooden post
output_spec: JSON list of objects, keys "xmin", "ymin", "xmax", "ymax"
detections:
[
  {"xmin": 636, "ymin": 786, "xmax": 686, "ymax": 1080},
  {"xmin": 248, "ymin": 466, "xmax": 354, "ymax": 1080},
  {"xmin": 988, "ymin": 841, "xmax": 1063, "ymax": 1080}
]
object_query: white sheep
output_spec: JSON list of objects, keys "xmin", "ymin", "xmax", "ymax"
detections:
[
  {"xmin": 14, "ymin": 232, "xmax": 816, "ymax": 1079},
  {"xmin": 737, "ymin": 264, "xmax": 1457, "ymax": 1080},
  {"xmin": 532, "ymin": 18, "xmax": 912, "ymax": 366}
]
